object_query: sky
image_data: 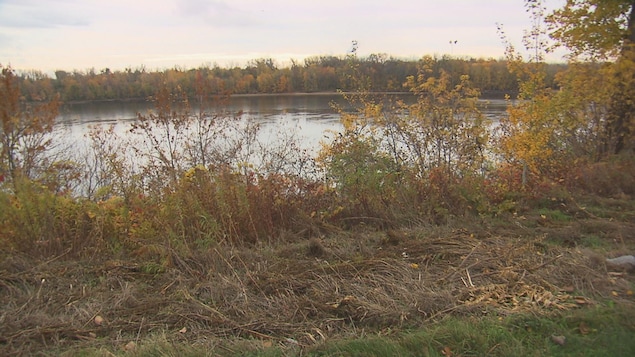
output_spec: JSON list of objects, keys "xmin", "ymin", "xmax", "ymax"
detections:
[{"xmin": 0, "ymin": 0, "xmax": 568, "ymax": 74}]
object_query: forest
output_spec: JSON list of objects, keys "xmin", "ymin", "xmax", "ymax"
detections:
[
  {"xmin": 15, "ymin": 55, "xmax": 566, "ymax": 102},
  {"xmin": 1, "ymin": 0, "xmax": 635, "ymax": 356}
]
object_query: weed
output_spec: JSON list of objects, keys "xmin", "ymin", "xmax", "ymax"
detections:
[{"xmin": 537, "ymin": 208, "xmax": 572, "ymax": 222}]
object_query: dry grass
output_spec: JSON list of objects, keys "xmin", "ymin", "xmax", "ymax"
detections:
[{"xmin": 1, "ymin": 211, "xmax": 634, "ymax": 356}]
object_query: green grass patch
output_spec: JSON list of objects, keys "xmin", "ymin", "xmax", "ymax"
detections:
[
  {"xmin": 576, "ymin": 196, "xmax": 635, "ymax": 221},
  {"xmin": 90, "ymin": 304, "xmax": 626, "ymax": 357},
  {"xmin": 579, "ymin": 234, "xmax": 608, "ymax": 249},
  {"xmin": 54, "ymin": 303, "xmax": 635, "ymax": 356},
  {"xmin": 302, "ymin": 304, "xmax": 635, "ymax": 357},
  {"xmin": 537, "ymin": 208, "xmax": 572, "ymax": 222}
]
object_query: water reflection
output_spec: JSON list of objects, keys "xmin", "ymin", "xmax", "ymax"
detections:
[
  {"xmin": 58, "ymin": 94, "xmax": 508, "ymax": 125},
  {"xmin": 55, "ymin": 93, "xmax": 509, "ymax": 155}
]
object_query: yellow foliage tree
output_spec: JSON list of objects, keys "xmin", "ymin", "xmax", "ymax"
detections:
[
  {"xmin": 496, "ymin": 1, "xmax": 569, "ymax": 186},
  {"xmin": 547, "ymin": 0, "xmax": 635, "ymax": 155}
]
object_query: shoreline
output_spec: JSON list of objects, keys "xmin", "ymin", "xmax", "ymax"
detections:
[{"xmin": 62, "ymin": 90, "xmax": 511, "ymax": 106}]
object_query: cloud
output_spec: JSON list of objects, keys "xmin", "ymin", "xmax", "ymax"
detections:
[
  {"xmin": 178, "ymin": 0, "xmax": 230, "ymax": 16},
  {"xmin": 174, "ymin": 0, "xmax": 263, "ymax": 27},
  {"xmin": 0, "ymin": 0, "xmax": 91, "ymax": 29},
  {"xmin": 0, "ymin": 0, "xmax": 568, "ymax": 73}
]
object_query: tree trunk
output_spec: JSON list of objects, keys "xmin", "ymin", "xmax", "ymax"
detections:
[
  {"xmin": 608, "ymin": 1, "xmax": 635, "ymax": 155},
  {"xmin": 627, "ymin": 1, "xmax": 635, "ymax": 46}
]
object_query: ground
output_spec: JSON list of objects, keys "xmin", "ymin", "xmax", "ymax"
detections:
[{"xmin": 1, "ymin": 194, "xmax": 634, "ymax": 356}]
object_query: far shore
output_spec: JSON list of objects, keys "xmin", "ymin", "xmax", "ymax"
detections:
[{"xmin": 61, "ymin": 90, "xmax": 511, "ymax": 105}]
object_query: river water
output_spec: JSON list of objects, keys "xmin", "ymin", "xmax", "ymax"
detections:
[{"xmin": 55, "ymin": 93, "xmax": 509, "ymax": 154}]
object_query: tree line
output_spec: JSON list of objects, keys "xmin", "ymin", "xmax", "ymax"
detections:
[{"xmin": 15, "ymin": 55, "xmax": 566, "ymax": 102}]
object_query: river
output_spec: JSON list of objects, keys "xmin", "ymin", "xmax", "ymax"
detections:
[{"xmin": 55, "ymin": 93, "xmax": 509, "ymax": 155}]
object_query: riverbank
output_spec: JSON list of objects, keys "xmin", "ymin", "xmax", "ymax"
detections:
[{"xmin": 2, "ymin": 193, "xmax": 633, "ymax": 356}]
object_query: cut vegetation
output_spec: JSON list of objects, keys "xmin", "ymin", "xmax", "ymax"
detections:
[{"xmin": 1, "ymin": 200, "xmax": 634, "ymax": 356}]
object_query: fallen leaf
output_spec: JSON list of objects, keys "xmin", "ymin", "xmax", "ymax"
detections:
[
  {"xmin": 574, "ymin": 296, "xmax": 588, "ymax": 305},
  {"xmin": 262, "ymin": 340, "xmax": 273, "ymax": 348},
  {"xmin": 551, "ymin": 335, "xmax": 566, "ymax": 346},
  {"xmin": 441, "ymin": 346, "xmax": 453, "ymax": 356},
  {"xmin": 410, "ymin": 263, "xmax": 419, "ymax": 269},
  {"xmin": 579, "ymin": 322, "xmax": 590, "ymax": 335},
  {"xmin": 560, "ymin": 286, "xmax": 575, "ymax": 293},
  {"xmin": 179, "ymin": 327, "xmax": 187, "ymax": 333},
  {"xmin": 342, "ymin": 295, "xmax": 355, "ymax": 303},
  {"xmin": 612, "ymin": 291, "xmax": 619, "ymax": 297},
  {"xmin": 124, "ymin": 341, "xmax": 136, "ymax": 351}
]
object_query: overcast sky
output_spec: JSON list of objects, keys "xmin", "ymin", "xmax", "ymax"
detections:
[{"xmin": 0, "ymin": 0, "xmax": 567, "ymax": 73}]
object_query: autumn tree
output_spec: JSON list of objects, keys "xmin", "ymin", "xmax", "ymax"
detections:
[
  {"xmin": 320, "ymin": 46, "xmax": 489, "ymax": 222},
  {"xmin": 496, "ymin": 0, "xmax": 564, "ymax": 187},
  {"xmin": 0, "ymin": 66, "xmax": 61, "ymax": 190},
  {"xmin": 400, "ymin": 57, "xmax": 488, "ymax": 178},
  {"xmin": 18, "ymin": 56, "xmax": 564, "ymax": 102},
  {"xmin": 547, "ymin": 0, "xmax": 635, "ymax": 155},
  {"xmin": 317, "ymin": 47, "xmax": 400, "ymax": 221}
]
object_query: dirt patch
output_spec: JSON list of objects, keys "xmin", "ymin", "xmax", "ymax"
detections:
[{"xmin": 1, "ymin": 215, "xmax": 634, "ymax": 355}]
